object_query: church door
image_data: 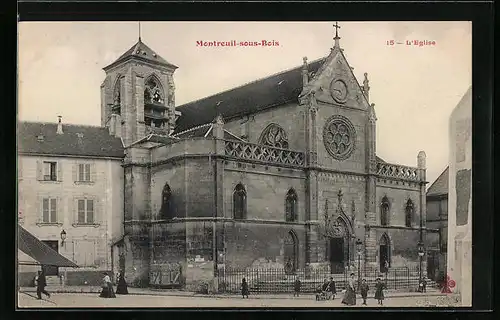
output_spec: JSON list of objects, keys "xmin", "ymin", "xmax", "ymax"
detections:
[
  {"xmin": 329, "ymin": 238, "xmax": 345, "ymax": 273},
  {"xmin": 379, "ymin": 234, "xmax": 390, "ymax": 273},
  {"xmin": 284, "ymin": 231, "xmax": 298, "ymax": 274}
]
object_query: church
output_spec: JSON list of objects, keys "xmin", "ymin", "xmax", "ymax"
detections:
[{"xmin": 99, "ymin": 25, "xmax": 428, "ymax": 288}]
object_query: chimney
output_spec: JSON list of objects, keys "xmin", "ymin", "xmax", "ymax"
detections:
[{"xmin": 56, "ymin": 116, "xmax": 63, "ymax": 134}]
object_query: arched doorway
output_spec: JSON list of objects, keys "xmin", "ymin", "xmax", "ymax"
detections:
[
  {"xmin": 284, "ymin": 231, "xmax": 298, "ymax": 274},
  {"xmin": 328, "ymin": 217, "xmax": 350, "ymax": 273},
  {"xmin": 379, "ymin": 233, "xmax": 391, "ymax": 272}
]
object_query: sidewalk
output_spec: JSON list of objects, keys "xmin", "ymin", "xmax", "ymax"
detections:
[{"xmin": 19, "ymin": 286, "xmax": 449, "ymax": 300}]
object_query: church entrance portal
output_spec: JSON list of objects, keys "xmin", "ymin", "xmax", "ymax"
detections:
[
  {"xmin": 379, "ymin": 233, "xmax": 390, "ymax": 273},
  {"xmin": 329, "ymin": 238, "xmax": 345, "ymax": 273}
]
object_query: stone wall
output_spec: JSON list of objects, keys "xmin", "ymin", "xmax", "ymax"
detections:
[{"xmin": 223, "ymin": 162, "xmax": 305, "ymax": 220}]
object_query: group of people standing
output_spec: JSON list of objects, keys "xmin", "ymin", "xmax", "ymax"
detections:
[
  {"xmin": 99, "ymin": 270, "xmax": 129, "ymax": 298},
  {"xmin": 340, "ymin": 273, "xmax": 387, "ymax": 306}
]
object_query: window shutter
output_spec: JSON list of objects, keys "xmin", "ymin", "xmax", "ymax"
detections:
[
  {"xmin": 36, "ymin": 160, "xmax": 43, "ymax": 180},
  {"xmin": 72, "ymin": 163, "xmax": 78, "ymax": 182},
  {"xmin": 57, "ymin": 161, "xmax": 63, "ymax": 181},
  {"xmin": 94, "ymin": 198, "xmax": 101, "ymax": 224},
  {"xmin": 90, "ymin": 163, "xmax": 97, "ymax": 182}
]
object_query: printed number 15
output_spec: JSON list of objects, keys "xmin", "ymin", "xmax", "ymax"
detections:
[{"xmin": 386, "ymin": 40, "xmax": 394, "ymax": 46}]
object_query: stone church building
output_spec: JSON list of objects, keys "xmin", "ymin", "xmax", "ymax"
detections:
[{"xmin": 101, "ymin": 30, "xmax": 428, "ymax": 287}]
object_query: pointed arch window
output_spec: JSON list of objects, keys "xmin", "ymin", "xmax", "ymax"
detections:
[
  {"xmin": 285, "ymin": 189, "xmax": 298, "ymax": 222},
  {"xmin": 112, "ymin": 77, "xmax": 121, "ymax": 115},
  {"xmin": 380, "ymin": 196, "xmax": 390, "ymax": 226},
  {"xmin": 144, "ymin": 76, "xmax": 164, "ymax": 104},
  {"xmin": 160, "ymin": 183, "xmax": 171, "ymax": 219},
  {"xmin": 259, "ymin": 124, "xmax": 289, "ymax": 149},
  {"xmin": 233, "ymin": 184, "xmax": 247, "ymax": 220},
  {"xmin": 405, "ymin": 199, "xmax": 414, "ymax": 227}
]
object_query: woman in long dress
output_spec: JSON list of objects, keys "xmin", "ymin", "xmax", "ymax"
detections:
[
  {"xmin": 374, "ymin": 277, "xmax": 386, "ymax": 305},
  {"xmin": 341, "ymin": 273, "xmax": 357, "ymax": 306},
  {"xmin": 99, "ymin": 272, "xmax": 116, "ymax": 298},
  {"xmin": 115, "ymin": 271, "xmax": 129, "ymax": 295}
]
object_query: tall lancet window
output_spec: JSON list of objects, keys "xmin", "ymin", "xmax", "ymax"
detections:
[
  {"xmin": 405, "ymin": 199, "xmax": 414, "ymax": 227},
  {"xmin": 380, "ymin": 196, "xmax": 390, "ymax": 226},
  {"xmin": 285, "ymin": 189, "xmax": 298, "ymax": 222},
  {"xmin": 112, "ymin": 77, "xmax": 121, "ymax": 115},
  {"xmin": 233, "ymin": 183, "xmax": 247, "ymax": 220},
  {"xmin": 144, "ymin": 77, "xmax": 164, "ymax": 105},
  {"xmin": 160, "ymin": 183, "xmax": 171, "ymax": 219}
]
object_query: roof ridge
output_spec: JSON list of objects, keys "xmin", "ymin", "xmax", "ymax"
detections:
[{"xmin": 177, "ymin": 56, "xmax": 327, "ymax": 109}]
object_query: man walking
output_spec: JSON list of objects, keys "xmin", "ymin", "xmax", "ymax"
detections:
[{"xmin": 35, "ymin": 269, "xmax": 50, "ymax": 300}]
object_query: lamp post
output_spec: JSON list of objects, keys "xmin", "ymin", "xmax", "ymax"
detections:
[
  {"xmin": 60, "ymin": 229, "xmax": 67, "ymax": 247},
  {"xmin": 417, "ymin": 240, "xmax": 425, "ymax": 291},
  {"xmin": 355, "ymin": 238, "xmax": 363, "ymax": 291}
]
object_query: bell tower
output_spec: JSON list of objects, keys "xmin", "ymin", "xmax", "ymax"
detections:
[{"xmin": 100, "ymin": 36, "xmax": 179, "ymax": 147}]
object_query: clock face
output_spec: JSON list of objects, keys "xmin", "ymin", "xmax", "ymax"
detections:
[{"xmin": 330, "ymin": 79, "xmax": 348, "ymax": 103}]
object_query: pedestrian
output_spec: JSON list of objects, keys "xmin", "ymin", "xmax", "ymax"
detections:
[
  {"xmin": 341, "ymin": 273, "xmax": 357, "ymax": 306},
  {"xmin": 115, "ymin": 270, "xmax": 129, "ymax": 295},
  {"xmin": 360, "ymin": 279, "xmax": 369, "ymax": 305},
  {"xmin": 35, "ymin": 269, "xmax": 50, "ymax": 300},
  {"xmin": 241, "ymin": 277, "xmax": 249, "ymax": 299},
  {"xmin": 374, "ymin": 277, "xmax": 386, "ymax": 306},
  {"xmin": 99, "ymin": 272, "xmax": 116, "ymax": 298},
  {"xmin": 328, "ymin": 277, "xmax": 337, "ymax": 300},
  {"xmin": 293, "ymin": 276, "xmax": 301, "ymax": 297},
  {"xmin": 422, "ymin": 277, "xmax": 427, "ymax": 293}
]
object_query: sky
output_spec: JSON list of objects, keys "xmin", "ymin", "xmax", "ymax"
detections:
[{"xmin": 17, "ymin": 21, "xmax": 471, "ymax": 186}]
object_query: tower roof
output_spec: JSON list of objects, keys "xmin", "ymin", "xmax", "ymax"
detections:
[{"xmin": 103, "ymin": 39, "xmax": 178, "ymax": 71}]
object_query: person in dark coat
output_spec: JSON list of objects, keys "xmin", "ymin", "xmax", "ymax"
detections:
[
  {"xmin": 360, "ymin": 279, "xmax": 369, "ymax": 305},
  {"xmin": 115, "ymin": 270, "xmax": 129, "ymax": 294},
  {"xmin": 374, "ymin": 277, "xmax": 386, "ymax": 305},
  {"xmin": 35, "ymin": 270, "xmax": 50, "ymax": 300},
  {"xmin": 341, "ymin": 273, "xmax": 357, "ymax": 306},
  {"xmin": 328, "ymin": 277, "xmax": 337, "ymax": 300},
  {"xmin": 99, "ymin": 272, "xmax": 116, "ymax": 298},
  {"xmin": 293, "ymin": 277, "xmax": 301, "ymax": 297},
  {"xmin": 241, "ymin": 277, "xmax": 249, "ymax": 298}
]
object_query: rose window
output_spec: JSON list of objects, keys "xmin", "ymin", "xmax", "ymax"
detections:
[{"xmin": 323, "ymin": 115, "xmax": 356, "ymax": 160}]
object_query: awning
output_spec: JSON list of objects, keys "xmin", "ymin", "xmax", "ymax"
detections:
[{"xmin": 18, "ymin": 225, "xmax": 79, "ymax": 268}]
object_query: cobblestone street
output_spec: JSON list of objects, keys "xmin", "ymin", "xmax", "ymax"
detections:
[{"xmin": 18, "ymin": 292, "xmax": 460, "ymax": 308}]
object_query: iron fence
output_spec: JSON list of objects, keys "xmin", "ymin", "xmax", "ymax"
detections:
[{"xmin": 217, "ymin": 265, "xmax": 426, "ymax": 294}]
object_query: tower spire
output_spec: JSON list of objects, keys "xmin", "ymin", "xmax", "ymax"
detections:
[
  {"xmin": 333, "ymin": 21, "xmax": 341, "ymax": 48},
  {"xmin": 138, "ymin": 21, "xmax": 141, "ymax": 41}
]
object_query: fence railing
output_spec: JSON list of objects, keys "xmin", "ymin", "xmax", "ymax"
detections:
[{"xmin": 217, "ymin": 266, "xmax": 426, "ymax": 294}]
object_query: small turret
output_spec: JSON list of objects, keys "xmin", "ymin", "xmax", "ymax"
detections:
[{"xmin": 363, "ymin": 73, "xmax": 370, "ymax": 103}]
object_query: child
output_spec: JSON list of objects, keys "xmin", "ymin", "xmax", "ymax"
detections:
[
  {"xmin": 360, "ymin": 279, "xmax": 369, "ymax": 305},
  {"xmin": 241, "ymin": 277, "xmax": 249, "ymax": 299},
  {"xmin": 293, "ymin": 277, "xmax": 301, "ymax": 297},
  {"xmin": 374, "ymin": 277, "xmax": 386, "ymax": 306},
  {"xmin": 328, "ymin": 277, "xmax": 337, "ymax": 300}
]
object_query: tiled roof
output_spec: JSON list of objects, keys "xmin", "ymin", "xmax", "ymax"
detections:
[
  {"xmin": 104, "ymin": 39, "xmax": 178, "ymax": 71},
  {"xmin": 427, "ymin": 166, "xmax": 449, "ymax": 196},
  {"xmin": 174, "ymin": 57, "xmax": 327, "ymax": 133},
  {"xmin": 18, "ymin": 122, "xmax": 125, "ymax": 159}
]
